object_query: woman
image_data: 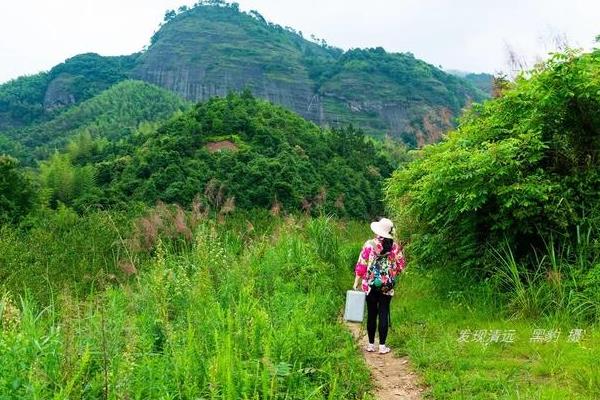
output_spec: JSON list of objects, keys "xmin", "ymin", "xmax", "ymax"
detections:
[{"xmin": 353, "ymin": 217, "xmax": 405, "ymax": 354}]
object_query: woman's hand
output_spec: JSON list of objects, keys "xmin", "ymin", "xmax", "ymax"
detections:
[{"xmin": 353, "ymin": 275, "xmax": 360, "ymax": 290}]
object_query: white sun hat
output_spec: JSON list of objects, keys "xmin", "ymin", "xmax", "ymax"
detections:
[{"xmin": 370, "ymin": 218, "xmax": 394, "ymax": 239}]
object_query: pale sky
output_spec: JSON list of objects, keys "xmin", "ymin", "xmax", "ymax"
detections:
[{"xmin": 0, "ymin": 0, "xmax": 598, "ymax": 84}]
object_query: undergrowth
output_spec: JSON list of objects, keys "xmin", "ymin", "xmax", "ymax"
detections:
[{"xmin": 0, "ymin": 214, "xmax": 372, "ymax": 399}]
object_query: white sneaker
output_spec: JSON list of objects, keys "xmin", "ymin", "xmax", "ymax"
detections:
[
  {"xmin": 366, "ymin": 343, "xmax": 376, "ymax": 352},
  {"xmin": 379, "ymin": 345, "xmax": 391, "ymax": 354}
]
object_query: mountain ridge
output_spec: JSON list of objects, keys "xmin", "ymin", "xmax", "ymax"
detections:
[
  {"xmin": 2, "ymin": 80, "xmax": 188, "ymax": 163},
  {"xmin": 0, "ymin": 1, "xmax": 489, "ymax": 147}
]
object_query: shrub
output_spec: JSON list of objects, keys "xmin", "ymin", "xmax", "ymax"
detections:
[{"xmin": 386, "ymin": 48, "xmax": 600, "ymax": 319}]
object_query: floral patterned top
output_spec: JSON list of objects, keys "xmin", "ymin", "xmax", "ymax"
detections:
[{"xmin": 355, "ymin": 236, "xmax": 406, "ymax": 296}]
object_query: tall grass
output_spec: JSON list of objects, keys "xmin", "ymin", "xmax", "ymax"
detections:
[
  {"xmin": 0, "ymin": 206, "xmax": 136, "ymax": 301},
  {"xmin": 490, "ymin": 225, "xmax": 600, "ymax": 322},
  {"xmin": 0, "ymin": 214, "xmax": 372, "ymax": 399},
  {"xmin": 491, "ymin": 243, "xmax": 548, "ymax": 319}
]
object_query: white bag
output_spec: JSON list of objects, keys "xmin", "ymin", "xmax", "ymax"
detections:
[{"xmin": 344, "ymin": 290, "xmax": 366, "ymax": 322}]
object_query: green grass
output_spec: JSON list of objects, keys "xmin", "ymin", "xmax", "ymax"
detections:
[
  {"xmin": 0, "ymin": 214, "xmax": 373, "ymax": 399},
  {"xmin": 387, "ymin": 269, "xmax": 600, "ymax": 399},
  {"xmin": 2, "ymin": 208, "xmax": 598, "ymax": 398}
]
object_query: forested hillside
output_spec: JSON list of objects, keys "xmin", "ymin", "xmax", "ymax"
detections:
[
  {"xmin": 45, "ymin": 92, "xmax": 393, "ymax": 218},
  {"xmin": 2, "ymin": 81, "xmax": 188, "ymax": 163},
  {"xmin": 448, "ymin": 70, "xmax": 494, "ymax": 96},
  {"xmin": 0, "ymin": 53, "xmax": 137, "ymax": 131},
  {"xmin": 0, "ymin": 1, "xmax": 486, "ymax": 147},
  {"xmin": 135, "ymin": 2, "xmax": 486, "ymax": 144},
  {"xmin": 0, "ymin": 88, "xmax": 397, "ymax": 222}
]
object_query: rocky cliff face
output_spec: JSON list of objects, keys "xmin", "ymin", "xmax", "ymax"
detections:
[
  {"xmin": 131, "ymin": 6, "xmax": 328, "ymax": 125},
  {"xmin": 43, "ymin": 74, "xmax": 78, "ymax": 110},
  {"xmin": 129, "ymin": 5, "xmax": 485, "ymax": 145},
  {"xmin": 134, "ymin": 63, "xmax": 321, "ymax": 123}
]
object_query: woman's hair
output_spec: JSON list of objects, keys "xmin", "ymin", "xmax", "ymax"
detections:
[
  {"xmin": 375, "ymin": 216, "xmax": 394, "ymax": 255},
  {"xmin": 382, "ymin": 237, "xmax": 393, "ymax": 255}
]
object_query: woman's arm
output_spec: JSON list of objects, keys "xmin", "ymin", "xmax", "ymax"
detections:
[
  {"xmin": 353, "ymin": 242, "xmax": 372, "ymax": 289},
  {"xmin": 394, "ymin": 244, "xmax": 406, "ymax": 274}
]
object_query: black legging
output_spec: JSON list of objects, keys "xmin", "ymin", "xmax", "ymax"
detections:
[{"xmin": 366, "ymin": 289, "xmax": 392, "ymax": 345}]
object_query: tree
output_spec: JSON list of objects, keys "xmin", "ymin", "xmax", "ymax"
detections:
[
  {"xmin": 39, "ymin": 153, "xmax": 98, "ymax": 209},
  {"xmin": 163, "ymin": 9, "xmax": 176, "ymax": 22},
  {"xmin": 492, "ymin": 73, "xmax": 510, "ymax": 98},
  {"xmin": 386, "ymin": 48, "xmax": 600, "ymax": 274},
  {"xmin": 0, "ymin": 156, "xmax": 35, "ymax": 224}
]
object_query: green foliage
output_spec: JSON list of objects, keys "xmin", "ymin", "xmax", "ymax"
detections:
[
  {"xmin": 45, "ymin": 53, "xmax": 137, "ymax": 105},
  {"xmin": 5, "ymin": 80, "xmax": 188, "ymax": 163},
  {"xmin": 448, "ymin": 70, "xmax": 494, "ymax": 97},
  {"xmin": 0, "ymin": 156, "xmax": 35, "ymax": 224},
  {"xmin": 321, "ymin": 48, "xmax": 485, "ymax": 109},
  {"xmin": 95, "ymin": 92, "xmax": 391, "ymax": 218},
  {"xmin": 0, "ymin": 53, "xmax": 137, "ymax": 133},
  {"xmin": 0, "ymin": 208, "xmax": 137, "ymax": 300},
  {"xmin": 39, "ymin": 152, "xmax": 99, "ymax": 209},
  {"xmin": 0, "ymin": 215, "xmax": 373, "ymax": 399},
  {"xmin": 386, "ymin": 49, "xmax": 600, "ymax": 319},
  {"xmin": 387, "ymin": 270, "xmax": 600, "ymax": 399},
  {"xmin": 0, "ymin": 133, "xmax": 26, "ymax": 160},
  {"xmin": 376, "ymin": 136, "xmax": 415, "ymax": 169},
  {"xmin": 462, "ymin": 72, "xmax": 494, "ymax": 96},
  {"xmin": 0, "ymin": 73, "xmax": 49, "ymax": 130},
  {"xmin": 490, "ymin": 230, "xmax": 600, "ymax": 322}
]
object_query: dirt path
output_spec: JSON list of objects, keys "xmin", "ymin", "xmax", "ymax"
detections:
[{"xmin": 346, "ymin": 321, "xmax": 425, "ymax": 400}]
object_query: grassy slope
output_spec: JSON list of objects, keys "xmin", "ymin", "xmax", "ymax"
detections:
[
  {"xmin": 0, "ymin": 214, "xmax": 373, "ymax": 399},
  {"xmin": 3, "ymin": 208, "xmax": 596, "ymax": 398},
  {"xmin": 387, "ymin": 270, "xmax": 600, "ymax": 399}
]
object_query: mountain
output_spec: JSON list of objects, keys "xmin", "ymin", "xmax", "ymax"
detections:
[
  {"xmin": 0, "ymin": 53, "xmax": 138, "ymax": 132},
  {"xmin": 133, "ymin": 3, "xmax": 487, "ymax": 146},
  {"xmin": 3, "ymin": 80, "xmax": 188, "ymax": 163},
  {"xmin": 447, "ymin": 70, "xmax": 494, "ymax": 96},
  {"xmin": 0, "ymin": 2, "xmax": 487, "ymax": 148},
  {"xmin": 313, "ymin": 49, "xmax": 484, "ymax": 146}
]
